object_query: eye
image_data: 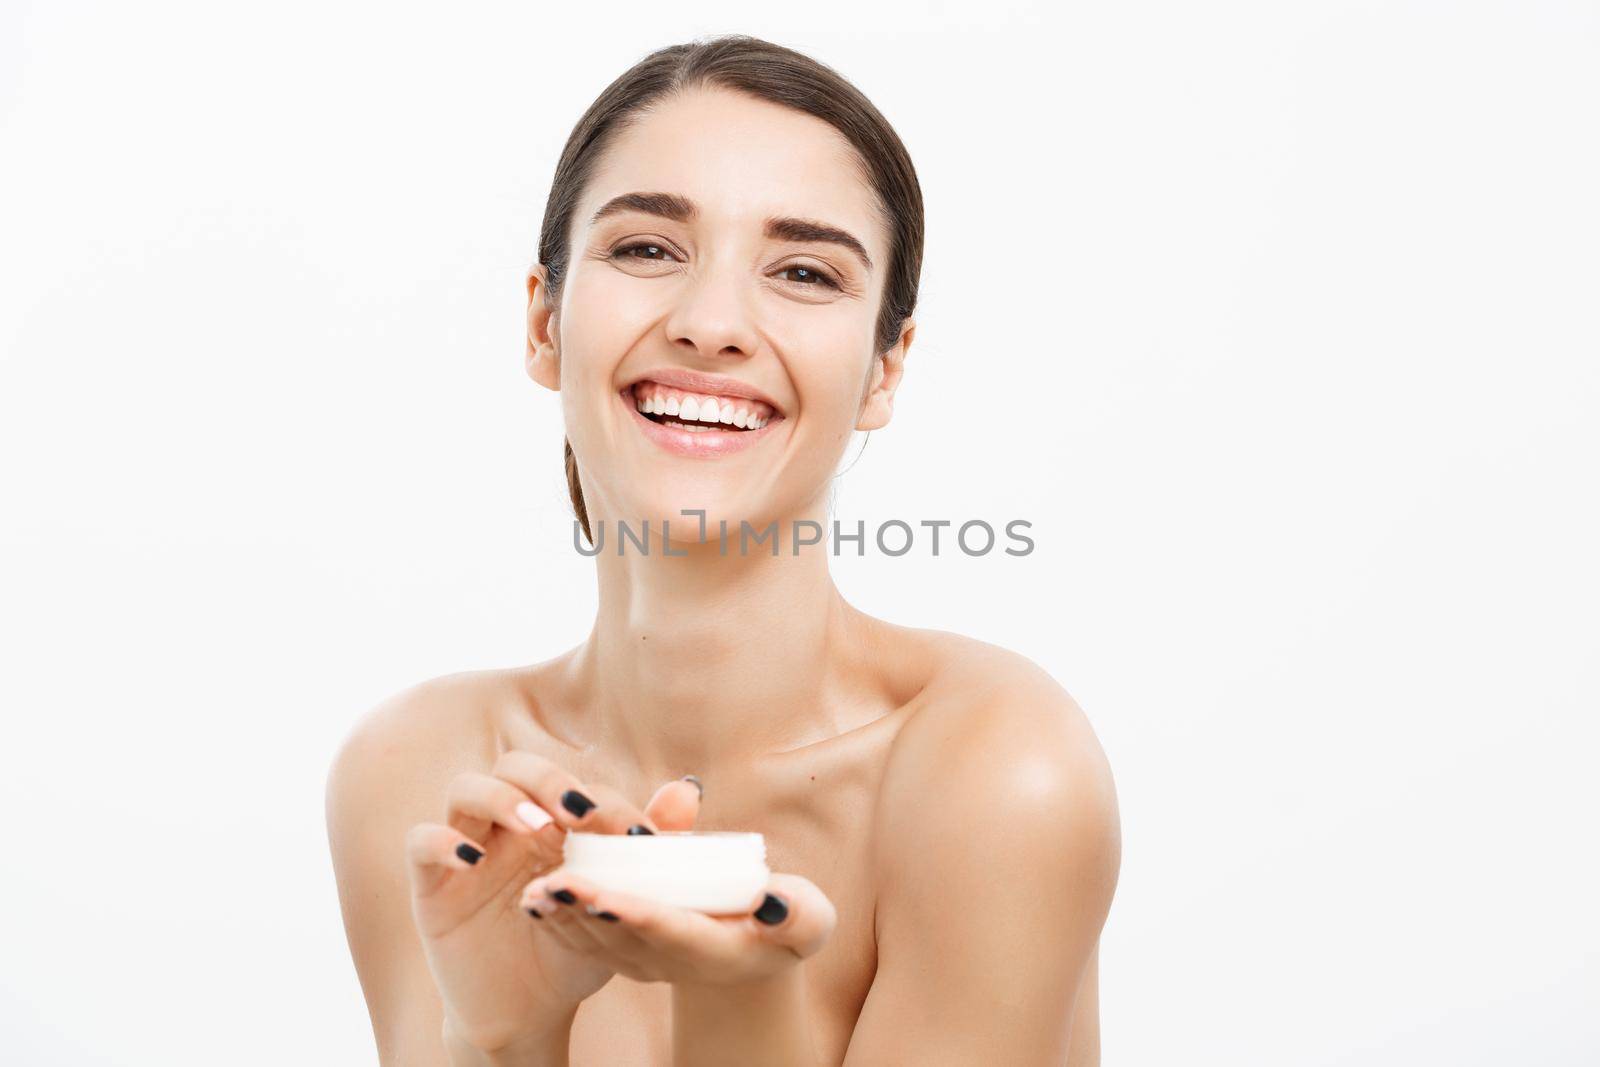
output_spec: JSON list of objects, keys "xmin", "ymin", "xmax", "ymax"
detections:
[
  {"xmin": 610, "ymin": 241, "xmax": 681, "ymax": 264},
  {"xmin": 608, "ymin": 242, "xmax": 841, "ymax": 292},
  {"xmin": 774, "ymin": 263, "xmax": 841, "ymax": 291}
]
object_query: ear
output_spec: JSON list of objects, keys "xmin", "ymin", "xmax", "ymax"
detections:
[
  {"xmin": 525, "ymin": 263, "xmax": 561, "ymax": 392},
  {"xmin": 856, "ymin": 318, "xmax": 915, "ymax": 431}
]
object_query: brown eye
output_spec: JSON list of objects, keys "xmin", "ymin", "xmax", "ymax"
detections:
[
  {"xmin": 776, "ymin": 264, "xmax": 840, "ymax": 290},
  {"xmin": 612, "ymin": 242, "xmax": 679, "ymax": 262}
]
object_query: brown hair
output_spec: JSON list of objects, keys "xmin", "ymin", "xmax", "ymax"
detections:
[{"xmin": 537, "ymin": 34, "xmax": 925, "ymax": 543}]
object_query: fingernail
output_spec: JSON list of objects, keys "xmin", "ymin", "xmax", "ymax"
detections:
[
  {"xmin": 584, "ymin": 904, "xmax": 620, "ymax": 921},
  {"xmin": 552, "ymin": 888, "xmax": 577, "ymax": 905},
  {"xmin": 516, "ymin": 801, "xmax": 553, "ymax": 831},
  {"xmin": 753, "ymin": 892, "xmax": 788, "ymax": 925},
  {"xmin": 682, "ymin": 774, "xmax": 704, "ymax": 799},
  {"xmin": 455, "ymin": 842, "xmax": 484, "ymax": 865},
  {"xmin": 526, "ymin": 906, "xmax": 543, "ymax": 919},
  {"xmin": 597, "ymin": 910, "xmax": 619, "ymax": 922},
  {"xmin": 561, "ymin": 789, "xmax": 597, "ymax": 818},
  {"xmin": 627, "ymin": 824, "xmax": 655, "ymax": 835}
]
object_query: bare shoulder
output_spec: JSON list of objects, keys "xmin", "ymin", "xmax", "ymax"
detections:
[
  {"xmin": 880, "ymin": 629, "xmax": 1118, "ymax": 825},
  {"xmin": 322, "ymin": 667, "xmax": 535, "ymax": 1060},
  {"xmin": 324, "ymin": 665, "xmax": 542, "ymax": 879},
  {"xmin": 323, "ymin": 665, "xmax": 533, "ymax": 905},
  {"xmin": 325, "ymin": 667, "xmax": 537, "ymax": 805},
  {"xmin": 869, "ymin": 627, "xmax": 1121, "ymax": 920},
  {"xmin": 845, "ymin": 630, "xmax": 1120, "ymax": 1061}
]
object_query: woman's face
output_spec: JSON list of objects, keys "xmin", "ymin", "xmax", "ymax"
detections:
[{"xmin": 527, "ymin": 86, "xmax": 913, "ymax": 540}]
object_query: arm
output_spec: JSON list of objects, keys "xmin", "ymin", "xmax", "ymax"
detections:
[
  {"xmin": 443, "ymin": 1016, "xmax": 574, "ymax": 1067},
  {"xmin": 325, "ymin": 695, "xmax": 576, "ymax": 1066},
  {"xmin": 672, "ymin": 967, "xmax": 821, "ymax": 1067},
  {"xmin": 841, "ymin": 669, "xmax": 1121, "ymax": 1066}
]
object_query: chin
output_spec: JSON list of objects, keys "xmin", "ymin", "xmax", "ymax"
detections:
[{"xmin": 593, "ymin": 490, "xmax": 749, "ymax": 539}]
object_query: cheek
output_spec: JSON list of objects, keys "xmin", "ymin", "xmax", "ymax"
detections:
[
  {"xmin": 766, "ymin": 307, "xmax": 875, "ymax": 419},
  {"xmin": 559, "ymin": 272, "xmax": 652, "ymax": 381},
  {"xmin": 794, "ymin": 343, "xmax": 874, "ymax": 433}
]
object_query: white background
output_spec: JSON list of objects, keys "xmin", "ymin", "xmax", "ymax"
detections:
[{"xmin": 2, "ymin": 1, "xmax": 1596, "ymax": 1063}]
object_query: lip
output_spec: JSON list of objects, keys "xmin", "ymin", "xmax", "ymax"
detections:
[
  {"xmin": 623, "ymin": 367, "xmax": 785, "ymax": 417},
  {"xmin": 620, "ymin": 387, "xmax": 785, "ymax": 459}
]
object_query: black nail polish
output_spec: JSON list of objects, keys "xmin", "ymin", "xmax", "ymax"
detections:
[
  {"xmin": 627, "ymin": 824, "xmax": 655, "ymax": 835},
  {"xmin": 754, "ymin": 893, "xmax": 788, "ymax": 925},
  {"xmin": 596, "ymin": 910, "xmax": 620, "ymax": 922},
  {"xmin": 561, "ymin": 789, "xmax": 596, "ymax": 818},
  {"xmin": 552, "ymin": 888, "xmax": 577, "ymax": 905},
  {"xmin": 455, "ymin": 842, "xmax": 484, "ymax": 865},
  {"xmin": 526, "ymin": 906, "xmax": 543, "ymax": 919},
  {"xmin": 682, "ymin": 774, "xmax": 704, "ymax": 799}
]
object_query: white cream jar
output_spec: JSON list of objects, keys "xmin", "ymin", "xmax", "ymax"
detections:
[{"xmin": 561, "ymin": 830, "xmax": 769, "ymax": 914}]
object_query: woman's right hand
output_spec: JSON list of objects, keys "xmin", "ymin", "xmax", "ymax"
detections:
[{"xmin": 404, "ymin": 752, "xmax": 702, "ymax": 1056}]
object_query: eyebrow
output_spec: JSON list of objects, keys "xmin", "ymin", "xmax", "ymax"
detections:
[{"xmin": 589, "ymin": 191, "xmax": 874, "ymax": 273}]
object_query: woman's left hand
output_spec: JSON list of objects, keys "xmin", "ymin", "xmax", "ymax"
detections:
[{"xmin": 518, "ymin": 869, "xmax": 837, "ymax": 987}]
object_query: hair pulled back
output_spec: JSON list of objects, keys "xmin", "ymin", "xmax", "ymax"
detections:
[{"xmin": 537, "ymin": 35, "xmax": 924, "ymax": 542}]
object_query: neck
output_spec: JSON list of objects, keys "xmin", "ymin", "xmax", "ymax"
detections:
[{"xmin": 563, "ymin": 512, "xmax": 864, "ymax": 782}]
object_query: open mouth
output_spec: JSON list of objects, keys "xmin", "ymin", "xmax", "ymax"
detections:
[
  {"xmin": 620, "ymin": 378, "xmax": 786, "ymax": 458},
  {"xmin": 626, "ymin": 381, "xmax": 782, "ymax": 433}
]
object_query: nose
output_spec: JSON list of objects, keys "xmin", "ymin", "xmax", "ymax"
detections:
[{"xmin": 662, "ymin": 258, "xmax": 760, "ymax": 362}]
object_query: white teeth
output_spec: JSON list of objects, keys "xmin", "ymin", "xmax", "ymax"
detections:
[{"xmin": 633, "ymin": 384, "xmax": 777, "ymax": 432}]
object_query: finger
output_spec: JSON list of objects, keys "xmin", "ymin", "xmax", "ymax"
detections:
[
  {"xmin": 520, "ymin": 871, "xmax": 583, "ymax": 932},
  {"xmin": 404, "ymin": 821, "xmax": 487, "ymax": 897},
  {"xmin": 529, "ymin": 899, "xmax": 592, "ymax": 952},
  {"xmin": 578, "ymin": 882, "xmax": 700, "ymax": 972},
  {"xmin": 526, "ymin": 891, "xmax": 589, "ymax": 950},
  {"xmin": 526, "ymin": 871, "xmax": 652, "ymax": 969},
  {"xmin": 525, "ymin": 872, "xmax": 615, "ymax": 955},
  {"xmin": 576, "ymin": 895, "xmax": 653, "ymax": 964},
  {"xmin": 523, "ymin": 869, "xmax": 606, "ymax": 917},
  {"xmin": 644, "ymin": 777, "xmax": 702, "ymax": 832},
  {"xmin": 444, "ymin": 771, "xmax": 557, "ymax": 843},
  {"xmin": 534, "ymin": 871, "xmax": 637, "ymax": 932},
  {"xmin": 491, "ymin": 750, "xmax": 610, "ymax": 831},
  {"xmin": 574, "ymin": 780, "xmax": 661, "ymax": 836},
  {"xmin": 743, "ymin": 873, "xmax": 837, "ymax": 960},
  {"xmin": 604, "ymin": 882, "xmax": 744, "ymax": 963},
  {"xmin": 521, "ymin": 870, "xmax": 568, "ymax": 917},
  {"xmin": 575, "ymin": 906, "xmax": 654, "ymax": 980}
]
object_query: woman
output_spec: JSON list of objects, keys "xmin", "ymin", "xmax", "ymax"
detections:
[{"xmin": 326, "ymin": 34, "xmax": 1120, "ymax": 1066}]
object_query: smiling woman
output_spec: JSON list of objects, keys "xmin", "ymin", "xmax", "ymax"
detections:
[{"xmin": 324, "ymin": 33, "xmax": 1119, "ymax": 1067}]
